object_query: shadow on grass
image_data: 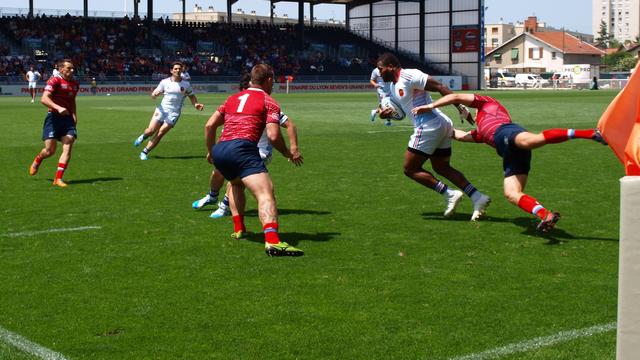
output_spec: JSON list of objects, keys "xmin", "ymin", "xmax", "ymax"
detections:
[
  {"xmin": 243, "ymin": 231, "xmax": 340, "ymax": 246},
  {"xmin": 244, "ymin": 208, "xmax": 331, "ymax": 216},
  {"xmin": 512, "ymin": 218, "xmax": 619, "ymax": 244},
  {"xmin": 422, "ymin": 212, "xmax": 618, "ymax": 243},
  {"xmin": 45, "ymin": 177, "xmax": 123, "ymax": 184},
  {"xmin": 152, "ymin": 155, "xmax": 205, "ymax": 160}
]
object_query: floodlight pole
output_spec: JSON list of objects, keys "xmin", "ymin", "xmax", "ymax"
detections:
[
  {"xmin": 394, "ymin": 0, "xmax": 398, "ymax": 52},
  {"xmin": 147, "ymin": 0, "xmax": 153, "ymax": 47},
  {"xmin": 298, "ymin": 0, "xmax": 304, "ymax": 48},
  {"xmin": 83, "ymin": 0, "xmax": 88, "ymax": 18},
  {"xmin": 28, "ymin": 0, "xmax": 33, "ymax": 17},
  {"xmin": 270, "ymin": 0, "xmax": 274, "ymax": 25},
  {"xmin": 134, "ymin": 0, "xmax": 139, "ymax": 19},
  {"xmin": 181, "ymin": 0, "xmax": 186, "ymax": 26}
]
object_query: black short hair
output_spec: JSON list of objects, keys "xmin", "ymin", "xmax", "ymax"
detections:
[
  {"xmin": 377, "ymin": 52, "xmax": 401, "ymax": 68},
  {"xmin": 171, "ymin": 61, "xmax": 184, "ymax": 69},
  {"xmin": 239, "ymin": 72, "xmax": 251, "ymax": 91}
]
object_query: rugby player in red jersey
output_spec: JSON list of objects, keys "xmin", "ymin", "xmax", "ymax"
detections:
[
  {"xmin": 29, "ymin": 59, "xmax": 80, "ymax": 187},
  {"xmin": 412, "ymin": 93, "xmax": 606, "ymax": 233},
  {"xmin": 208, "ymin": 64, "xmax": 304, "ymax": 256}
]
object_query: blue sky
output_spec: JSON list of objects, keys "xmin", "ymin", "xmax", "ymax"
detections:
[{"xmin": 0, "ymin": 0, "xmax": 592, "ymax": 34}]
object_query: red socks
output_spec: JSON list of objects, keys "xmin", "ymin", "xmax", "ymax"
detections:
[
  {"xmin": 263, "ymin": 222, "xmax": 280, "ymax": 244},
  {"xmin": 33, "ymin": 155, "xmax": 43, "ymax": 167},
  {"xmin": 542, "ymin": 129, "xmax": 595, "ymax": 143},
  {"xmin": 232, "ymin": 215, "xmax": 245, "ymax": 233},
  {"xmin": 518, "ymin": 194, "xmax": 548, "ymax": 219},
  {"xmin": 54, "ymin": 162, "xmax": 67, "ymax": 181}
]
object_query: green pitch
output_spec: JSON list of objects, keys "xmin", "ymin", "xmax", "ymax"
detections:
[{"xmin": 0, "ymin": 90, "xmax": 621, "ymax": 359}]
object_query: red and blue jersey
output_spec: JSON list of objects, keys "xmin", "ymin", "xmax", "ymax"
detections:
[
  {"xmin": 218, "ymin": 88, "xmax": 281, "ymax": 143},
  {"xmin": 44, "ymin": 76, "xmax": 79, "ymax": 114},
  {"xmin": 469, "ymin": 94, "xmax": 512, "ymax": 147}
]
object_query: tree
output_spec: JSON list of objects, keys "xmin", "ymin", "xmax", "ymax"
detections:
[
  {"xmin": 595, "ymin": 20, "xmax": 613, "ymax": 49},
  {"xmin": 603, "ymin": 51, "xmax": 637, "ymax": 71},
  {"xmin": 613, "ymin": 55, "xmax": 638, "ymax": 71}
]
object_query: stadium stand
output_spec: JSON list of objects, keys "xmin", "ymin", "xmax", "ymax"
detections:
[{"xmin": 0, "ymin": 14, "xmax": 441, "ymax": 83}]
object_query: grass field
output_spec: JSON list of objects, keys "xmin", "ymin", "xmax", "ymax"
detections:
[{"xmin": 0, "ymin": 90, "xmax": 623, "ymax": 359}]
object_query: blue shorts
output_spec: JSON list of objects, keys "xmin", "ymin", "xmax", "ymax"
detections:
[
  {"xmin": 493, "ymin": 123, "xmax": 531, "ymax": 177},
  {"xmin": 212, "ymin": 139, "xmax": 268, "ymax": 181},
  {"xmin": 42, "ymin": 112, "xmax": 77, "ymax": 141}
]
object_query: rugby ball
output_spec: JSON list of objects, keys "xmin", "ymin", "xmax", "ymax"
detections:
[{"xmin": 380, "ymin": 97, "xmax": 405, "ymax": 120}]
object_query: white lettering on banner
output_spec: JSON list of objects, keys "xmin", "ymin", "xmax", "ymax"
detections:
[{"xmin": 0, "ymin": 79, "xmax": 462, "ymax": 96}]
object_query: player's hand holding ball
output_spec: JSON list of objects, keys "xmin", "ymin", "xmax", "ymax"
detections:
[{"xmin": 195, "ymin": 103, "xmax": 204, "ymax": 111}]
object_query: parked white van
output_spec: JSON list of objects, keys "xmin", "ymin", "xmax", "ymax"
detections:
[
  {"xmin": 515, "ymin": 73, "xmax": 546, "ymax": 87},
  {"xmin": 496, "ymin": 71, "xmax": 516, "ymax": 87}
]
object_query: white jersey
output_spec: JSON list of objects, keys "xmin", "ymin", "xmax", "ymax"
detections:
[
  {"xmin": 154, "ymin": 77, "xmax": 194, "ymax": 113},
  {"xmin": 181, "ymin": 71, "xmax": 191, "ymax": 81},
  {"xmin": 370, "ymin": 68, "xmax": 390, "ymax": 96},
  {"xmin": 52, "ymin": 69, "xmax": 60, "ymax": 78},
  {"xmin": 257, "ymin": 112, "xmax": 289, "ymax": 157},
  {"xmin": 389, "ymin": 68, "xmax": 448, "ymax": 127},
  {"xmin": 26, "ymin": 70, "xmax": 41, "ymax": 82}
]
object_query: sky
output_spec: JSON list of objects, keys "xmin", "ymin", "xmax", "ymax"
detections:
[{"xmin": 0, "ymin": 0, "xmax": 592, "ymax": 34}]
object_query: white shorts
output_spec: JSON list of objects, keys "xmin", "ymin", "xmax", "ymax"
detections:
[
  {"xmin": 28, "ymin": 81, "xmax": 37, "ymax": 89},
  {"xmin": 408, "ymin": 116, "xmax": 453, "ymax": 156},
  {"xmin": 259, "ymin": 147, "xmax": 273, "ymax": 165},
  {"xmin": 376, "ymin": 87, "xmax": 390, "ymax": 102},
  {"xmin": 152, "ymin": 107, "xmax": 180, "ymax": 127}
]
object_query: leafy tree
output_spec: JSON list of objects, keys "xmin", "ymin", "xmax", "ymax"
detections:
[
  {"xmin": 595, "ymin": 20, "xmax": 613, "ymax": 49},
  {"xmin": 612, "ymin": 55, "xmax": 638, "ymax": 71},
  {"xmin": 603, "ymin": 51, "xmax": 637, "ymax": 71}
]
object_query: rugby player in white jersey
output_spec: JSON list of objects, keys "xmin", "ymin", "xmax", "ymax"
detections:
[
  {"xmin": 377, "ymin": 53, "xmax": 490, "ymax": 220},
  {"xmin": 134, "ymin": 61, "xmax": 204, "ymax": 160},
  {"xmin": 369, "ymin": 63, "xmax": 392, "ymax": 125},
  {"xmin": 25, "ymin": 65, "xmax": 41, "ymax": 103}
]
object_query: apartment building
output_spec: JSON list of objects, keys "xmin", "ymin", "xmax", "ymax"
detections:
[{"xmin": 592, "ymin": 0, "xmax": 640, "ymax": 43}]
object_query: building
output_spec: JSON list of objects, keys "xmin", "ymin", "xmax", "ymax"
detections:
[
  {"xmin": 485, "ymin": 30, "xmax": 604, "ymax": 73},
  {"xmin": 592, "ymin": 0, "xmax": 640, "ymax": 43},
  {"xmin": 172, "ymin": 4, "xmax": 343, "ymax": 26},
  {"xmin": 348, "ymin": 0, "xmax": 484, "ymax": 89},
  {"xmin": 485, "ymin": 17, "xmax": 593, "ymax": 55},
  {"xmin": 484, "ymin": 23, "xmax": 516, "ymax": 53}
]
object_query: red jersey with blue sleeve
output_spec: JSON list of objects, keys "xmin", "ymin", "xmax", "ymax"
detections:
[
  {"xmin": 218, "ymin": 88, "xmax": 281, "ymax": 143},
  {"xmin": 44, "ymin": 76, "xmax": 79, "ymax": 114},
  {"xmin": 468, "ymin": 94, "xmax": 512, "ymax": 147}
]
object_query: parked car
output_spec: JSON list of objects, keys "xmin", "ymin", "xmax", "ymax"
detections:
[
  {"xmin": 495, "ymin": 71, "xmax": 516, "ymax": 87},
  {"xmin": 515, "ymin": 73, "xmax": 547, "ymax": 87}
]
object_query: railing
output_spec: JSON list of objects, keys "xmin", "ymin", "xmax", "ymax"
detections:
[{"xmin": 0, "ymin": 7, "xmax": 172, "ymax": 19}]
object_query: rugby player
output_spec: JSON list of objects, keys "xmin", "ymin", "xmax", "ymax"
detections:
[
  {"xmin": 377, "ymin": 53, "xmax": 491, "ymax": 220},
  {"xmin": 25, "ymin": 65, "xmax": 41, "ymax": 103},
  {"xmin": 134, "ymin": 61, "xmax": 204, "ymax": 160},
  {"xmin": 206, "ymin": 64, "xmax": 304, "ymax": 256},
  {"xmin": 412, "ymin": 93, "xmax": 607, "ymax": 232},
  {"xmin": 28, "ymin": 59, "xmax": 79, "ymax": 187},
  {"xmin": 369, "ymin": 63, "xmax": 392, "ymax": 126},
  {"xmin": 193, "ymin": 73, "xmax": 302, "ymax": 220}
]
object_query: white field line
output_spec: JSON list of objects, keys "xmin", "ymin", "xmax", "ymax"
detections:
[
  {"xmin": 1, "ymin": 226, "xmax": 102, "ymax": 238},
  {"xmin": 449, "ymin": 322, "xmax": 616, "ymax": 360},
  {"xmin": 0, "ymin": 325, "xmax": 68, "ymax": 360}
]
